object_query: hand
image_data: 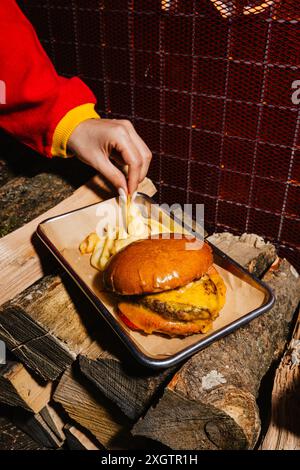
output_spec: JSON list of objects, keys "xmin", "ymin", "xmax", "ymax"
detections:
[{"xmin": 67, "ymin": 118, "xmax": 152, "ymax": 194}]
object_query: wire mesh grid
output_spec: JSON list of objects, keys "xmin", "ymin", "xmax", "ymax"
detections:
[{"xmin": 18, "ymin": 0, "xmax": 300, "ymax": 269}]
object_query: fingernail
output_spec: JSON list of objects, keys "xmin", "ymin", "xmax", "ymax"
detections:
[
  {"xmin": 118, "ymin": 187, "xmax": 127, "ymax": 202},
  {"xmin": 131, "ymin": 191, "xmax": 137, "ymax": 203}
]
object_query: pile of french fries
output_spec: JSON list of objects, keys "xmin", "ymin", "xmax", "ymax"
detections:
[{"xmin": 79, "ymin": 198, "xmax": 172, "ymax": 271}]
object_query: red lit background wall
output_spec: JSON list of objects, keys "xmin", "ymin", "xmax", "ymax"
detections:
[{"xmin": 18, "ymin": 0, "xmax": 299, "ymax": 268}]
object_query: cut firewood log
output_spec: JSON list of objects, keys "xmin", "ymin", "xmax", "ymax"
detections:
[
  {"xmin": 0, "ymin": 360, "xmax": 52, "ymax": 412},
  {"xmin": 208, "ymin": 233, "xmax": 276, "ymax": 277},
  {"xmin": 64, "ymin": 424, "xmax": 101, "ymax": 450},
  {"xmin": 79, "ymin": 233, "xmax": 277, "ymax": 421},
  {"xmin": 79, "ymin": 341, "xmax": 175, "ymax": 421},
  {"xmin": 53, "ymin": 365, "xmax": 132, "ymax": 449},
  {"xmin": 0, "ymin": 175, "xmax": 156, "ymax": 306},
  {"xmin": 260, "ymin": 307, "xmax": 300, "ymax": 450},
  {"xmin": 0, "ymin": 405, "xmax": 46, "ymax": 450},
  {"xmin": 40, "ymin": 403, "xmax": 66, "ymax": 443},
  {"xmin": 0, "ymin": 274, "xmax": 96, "ymax": 380},
  {"xmin": 132, "ymin": 258, "xmax": 300, "ymax": 449},
  {"xmin": 13, "ymin": 407, "xmax": 65, "ymax": 448}
]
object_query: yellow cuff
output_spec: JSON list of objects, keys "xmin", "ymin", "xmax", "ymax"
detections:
[{"xmin": 51, "ymin": 103, "xmax": 100, "ymax": 157}]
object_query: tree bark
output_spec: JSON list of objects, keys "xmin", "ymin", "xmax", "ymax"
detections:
[
  {"xmin": 0, "ymin": 173, "xmax": 74, "ymax": 237},
  {"xmin": 132, "ymin": 259, "xmax": 300, "ymax": 449},
  {"xmin": 0, "ymin": 158, "xmax": 14, "ymax": 187}
]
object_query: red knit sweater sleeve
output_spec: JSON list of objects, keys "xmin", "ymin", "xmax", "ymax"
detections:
[{"xmin": 0, "ymin": 0, "xmax": 97, "ymax": 157}]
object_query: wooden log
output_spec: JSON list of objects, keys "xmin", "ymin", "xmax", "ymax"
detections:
[
  {"xmin": 0, "ymin": 274, "xmax": 96, "ymax": 380},
  {"xmin": 0, "ymin": 175, "xmax": 156, "ymax": 305},
  {"xmin": 53, "ymin": 365, "xmax": 132, "ymax": 449},
  {"xmin": 40, "ymin": 403, "xmax": 66, "ymax": 443},
  {"xmin": 0, "ymin": 173, "xmax": 74, "ymax": 237},
  {"xmin": 0, "ymin": 361, "xmax": 52, "ymax": 412},
  {"xmin": 79, "ymin": 233, "xmax": 277, "ymax": 421},
  {"xmin": 64, "ymin": 424, "xmax": 101, "ymax": 450},
  {"xmin": 132, "ymin": 258, "xmax": 300, "ymax": 449},
  {"xmin": 260, "ymin": 307, "xmax": 300, "ymax": 450},
  {"xmin": 13, "ymin": 408, "xmax": 65, "ymax": 448},
  {"xmin": 0, "ymin": 405, "xmax": 46, "ymax": 450},
  {"xmin": 208, "ymin": 233, "xmax": 276, "ymax": 277},
  {"xmin": 79, "ymin": 342, "xmax": 175, "ymax": 421}
]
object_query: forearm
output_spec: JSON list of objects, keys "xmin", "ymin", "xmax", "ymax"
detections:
[{"xmin": 0, "ymin": 0, "xmax": 99, "ymax": 157}]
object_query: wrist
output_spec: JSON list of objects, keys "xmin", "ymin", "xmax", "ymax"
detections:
[{"xmin": 51, "ymin": 104, "xmax": 100, "ymax": 158}]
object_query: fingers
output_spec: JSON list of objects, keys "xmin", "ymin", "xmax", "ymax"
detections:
[
  {"xmin": 68, "ymin": 118, "xmax": 152, "ymax": 194},
  {"xmin": 93, "ymin": 152, "xmax": 128, "ymax": 193},
  {"xmin": 114, "ymin": 134, "xmax": 142, "ymax": 194},
  {"xmin": 127, "ymin": 160, "xmax": 142, "ymax": 195},
  {"xmin": 121, "ymin": 147, "xmax": 142, "ymax": 195},
  {"xmin": 116, "ymin": 120, "xmax": 152, "ymax": 193},
  {"xmin": 124, "ymin": 122, "xmax": 152, "ymax": 184}
]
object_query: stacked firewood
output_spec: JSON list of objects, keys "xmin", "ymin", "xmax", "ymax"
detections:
[{"xmin": 0, "ymin": 153, "xmax": 299, "ymax": 450}]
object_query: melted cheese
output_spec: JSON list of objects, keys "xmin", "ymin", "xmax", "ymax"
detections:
[
  {"xmin": 118, "ymin": 302, "xmax": 212, "ymax": 336},
  {"xmin": 145, "ymin": 270, "xmax": 226, "ymax": 314}
]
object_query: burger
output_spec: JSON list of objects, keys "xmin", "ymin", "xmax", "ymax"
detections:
[{"xmin": 103, "ymin": 235, "xmax": 226, "ymax": 337}]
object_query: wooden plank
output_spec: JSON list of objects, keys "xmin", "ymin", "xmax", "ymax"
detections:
[
  {"xmin": 260, "ymin": 308, "xmax": 300, "ymax": 450},
  {"xmin": 0, "ymin": 361, "xmax": 52, "ymax": 412},
  {"xmin": 79, "ymin": 233, "xmax": 277, "ymax": 421},
  {"xmin": 132, "ymin": 258, "xmax": 300, "ymax": 450},
  {"xmin": 53, "ymin": 366, "xmax": 132, "ymax": 449},
  {"xmin": 0, "ymin": 175, "xmax": 156, "ymax": 306}
]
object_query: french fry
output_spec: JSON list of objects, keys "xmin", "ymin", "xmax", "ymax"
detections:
[
  {"xmin": 127, "ymin": 219, "xmax": 148, "ymax": 237},
  {"xmin": 98, "ymin": 237, "xmax": 114, "ymax": 270},
  {"xmin": 90, "ymin": 238, "xmax": 106, "ymax": 270},
  {"xmin": 79, "ymin": 232, "xmax": 100, "ymax": 254},
  {"xmin": 80, "ymin": 195, "xmax": 178, "ymax": 271}
]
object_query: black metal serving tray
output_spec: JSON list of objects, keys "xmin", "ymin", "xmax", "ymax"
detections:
[{"xmin": 36, "ymin": 193, "xmax": 275, "ymax": 369}]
